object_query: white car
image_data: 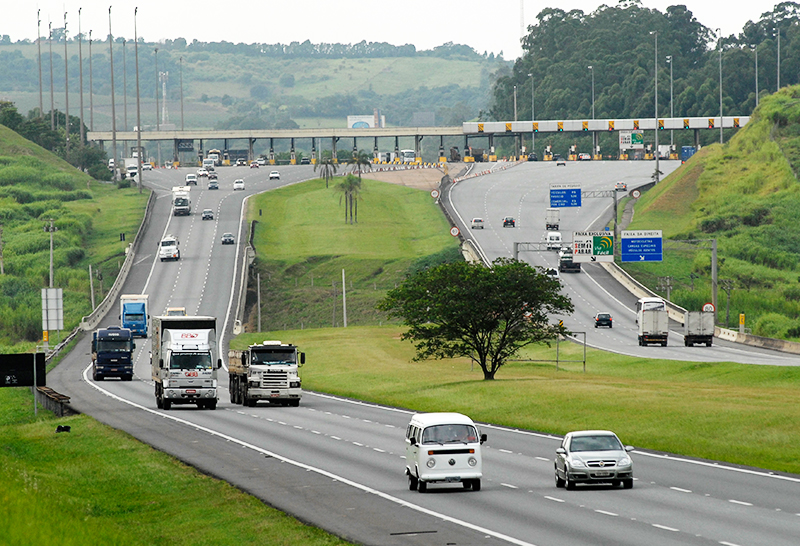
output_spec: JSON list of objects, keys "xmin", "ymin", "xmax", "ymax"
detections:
[
  {"xmin": 141, "ymin": 163, "xmax": 152, "ymax": 171},
  {"xmin": 185, "ymin": 174, "xmax": 198, "ymax": 185},
  {"xmin": 197, "ymin": 168, "xmax": 209, "ymax": 177},
  {"xmin": 269, "ymin": 171, "xmax": 280, "ymax": 180},
  {"xmin": 555, "ymin": 430, "xmax": 634, "ymax": 489},
  {"xmin": 233, "ymin": 179, "xmax": 245, "ymax": 190},
  {"xmin": 470, "ymin": 218, "xmax": 484, "ymax": 229}
]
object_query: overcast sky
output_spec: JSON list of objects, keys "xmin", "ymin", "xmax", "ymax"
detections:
[{"xmin": 7, "ymin": 1, "xmax": 776, "ymax": 60}]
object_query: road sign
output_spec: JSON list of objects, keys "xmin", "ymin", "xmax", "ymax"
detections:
[
  {"xmin": 550, "ymin": 183, "xmax": 581, "ymax": 208},
  {"xmin": 703, "ymin": 302, "xmax": 716, "ymax": 313},
  {"xmin": 631, "ymin": 189, "xmax": 641, "ymax": 198},
  {"xmin": 450, "ymin": 226, "xmax": 460, "ymax": 237},
  {"xmin": 431, "ymin": 189, "xmax": 440, "ymax": 199},
  {"xmin": 621, "ymin": 230, "xmax": 662, "ymax": 262},
  {"xmin": 573, "ymin": 231, "xmax": 614, "ymax": 263}
]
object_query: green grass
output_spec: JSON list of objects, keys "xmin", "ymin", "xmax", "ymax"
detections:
[
  {"xmin": 234, "ymin": 325, "xmax": 800, "ymax": 475},
  {"xmin": 0, "ymin": 388, "xmax": 353, "ymax": 546},
  {"xmin": 244, "ymin": 176, "xmax": 459, "ymax": 331}
]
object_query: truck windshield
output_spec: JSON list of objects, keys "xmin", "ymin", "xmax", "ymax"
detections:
[
  {"xmin": 174, "ymin": 198, "xmax": 189, "ymax": 206},
  {"xmin": 170, "ymin": 352, "xmax": 212, "ymax": 370},
  {"xmin": 161, "ymin": 240, "xmax": 176, "ymax": 247},
  {"xmin": 251, "ymin": 351, "xmax": 295, "ymax": 365},
  {"xmin": 421, "ymin": 424, "xmax": 478, "ymax": 445},
  {"xmin": 96, "ymin": 340, "xmax": 131, "ymax": 352},
  {"xmin": 124, "ymin": 313, "xmax": 145, "ymax": 322}
]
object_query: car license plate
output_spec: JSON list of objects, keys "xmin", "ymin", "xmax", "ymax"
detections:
[
  {"xmin": 186, "ymin": 389, "xmax": 196, "ymax": 394},
  {"xmin": 446, "ymin": 477, "xmax": 461, "ymax": 483},
  {"xmin": 595, "ymin": 471, "xmax": 611, "ymax": 477}
]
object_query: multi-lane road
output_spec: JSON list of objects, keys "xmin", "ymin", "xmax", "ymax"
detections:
[{"xmin": 47, "ymin": 161, "xmax": 800, "ymax": 546}]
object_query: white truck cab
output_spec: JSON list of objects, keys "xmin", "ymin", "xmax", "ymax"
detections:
[
  {"xmin": 159, "ymin": 235, "xmax": 180, "ymax": 261},
  {"xmin": 405, "ymin": 412, "xmax": 486, "ymax": 493},
  {"xmin": 546, "ymin": 231, "xmax": 562, "ymax": 250}
]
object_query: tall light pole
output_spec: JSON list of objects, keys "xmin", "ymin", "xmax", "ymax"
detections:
[
  {"xmin": 78, "ymin": 8, "xmax": 85, "ymax": 146},
  {"xmin": 513, "ymin": 84, "xmax": 518, "ymax": 158},
  {"xmin": 777, "ymin": 31, "xmax": 781, "ymax": 91},
  {"xmin": 134, "ymin": 7, "xmax": 142, "ymax": 192},
  {"xmin": 754, "ymin": 44, "xmax": 759, "ymax": 107},
  {"xmin": 717, "ymin": 28, "xmax": 723, "ymax": 144},
  {"xmin": 37, "ymin": 10, "xmax": 43, "ymax": 118},
  {"xmin": 63, "ymin": 11, "xmax": 70, "ymax": 156},
  {"xmin": 179, "ymin": 56, "xmax": 185, "ymax": 131},
  {"xmin": 588, "ymin": 65, "xmax": 595, "ymax": 119},
  {"xmin": 528, "ymin": 72, "xmax": 534, "ymax": 155},
  {"xmin": 154, "ymin": 47, "xmax": 160, "ymax": 131},
  {"xmin": 652, "ymin": 30, "xmax": 659, "ymax": 184},
  {"xmin": 49, "ymin": 21, "xmax": 55, "ymax": 131},
  {"xmin": 666, "ymin": 55, "xmax": 673, "ymax": 146},
  {"xmin": 109, "ymin": 6, "xmax": 118, "ymax": 181},
  {"xmin": 122, "ymin": 38, "xmax": 128, "ymax": 131}
]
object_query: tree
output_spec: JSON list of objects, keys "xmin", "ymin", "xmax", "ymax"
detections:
[
  {"xmin": 314, "ymin": 152, "xmax": 338, "ymax": 188},
  {"xmin": 334, "ymin": 174, "xmax": 362, "ymax": 224},
  {"xmin": 378, "ymin": 258, "xmax": 574, "ymax": 380},
  {"xmin": 346, "ymin": 150, "xmax": 372, "ymax": 222}
]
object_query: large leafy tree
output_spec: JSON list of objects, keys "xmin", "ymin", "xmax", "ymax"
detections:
[{"xmin": 377, "ymin": 258, "xmax": 574, "ymax": 380}]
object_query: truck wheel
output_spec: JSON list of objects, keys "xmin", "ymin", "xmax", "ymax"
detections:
[
  {"xmin": 289, "ymin": 399, "xmax": 300, "ymax": 407},
  {"xmin": 417, "ymin": 480, "xmax": 427, "ymax": 493},
  {"xmin": 163, "ymin": 399, "xmax": 171, "ymax": 410},
  {"xmin": 93, "ymin": 372, "xmax": 103, "ymax": 381},
  {"xmin": 706, "ymin": 341, "xmax": 712, "ymax": 347},
  {"xmin": 208, "ymin": 400, "xmax": 217, "ymax": 410},
  {"xmin": 408, "ymin": 475, "xmax": 418, "ymax": 491},
  {"xmin": 471, "ymin": 479, "xmax": 481, "ymax": 491},
  {"xmin": 662, "ymin": 341, "xmax": 668, "ymax": 347},
  {"xmin": 124, "ymin": 375, "xmax": 133, "ymax": 381}
]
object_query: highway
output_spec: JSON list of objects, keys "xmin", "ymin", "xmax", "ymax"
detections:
[{"xmin": 47, "ymin": 162, "xmax": 800, "ymax": 546}]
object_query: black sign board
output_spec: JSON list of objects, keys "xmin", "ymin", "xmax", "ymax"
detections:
[
  {"xmin": 0, "ymin": 353, "xmax": 46, "ymax": 387},
  {"xmin": 176, "ymin": 139, "xmax": 194, "ymax": 152}
]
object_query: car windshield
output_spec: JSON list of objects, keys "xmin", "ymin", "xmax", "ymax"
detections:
[
  {"xmin": 421, "ymin": 424, "xmax": 478, "ymax": 444},
  {"xmin": 170, "ymin": 352, "xmax": 212, "ymax": 370},
  {"xmin": 569, "ymin": 435, "xmax": 622, "ymax": 452},
  {"xmin": 96, "ymin": 339, "xmax": 131, "ymax": 352}
]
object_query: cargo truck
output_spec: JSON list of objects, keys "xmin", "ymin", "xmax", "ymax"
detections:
[
  {"xmin": 119, "ymin": 294, "xmax": 149, "ymax": 337},
  {"xmin": 172, "ymin": 185, "xmax": 191, "ymax": 216},
  {"xmin": 91, "ymin": 326, "xmax": 136, "ymax": 381},
  {"xmin": 683, "ymin": 311, "xmax": 715, "ymax": 347},
  {"xmin": 546, "ymin": 208, "xmax": 560, "ymax": 230},
  {"xmin": 151, "ymin": 316, "xmax": 221, "ymax": 410},
  {"xmin": 558, "ymin": 246, "xmax": 581, "ymax": 273},
  {"xmin": 636, "ymin": 297, "xmax": 669, "ymax": 346},
  {"xmin": 228, "ymin": 341, "xmax": 305, "ymax": 407}
]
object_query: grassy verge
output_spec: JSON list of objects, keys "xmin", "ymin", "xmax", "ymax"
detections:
[
  {"xmin": 0, "ymin": 388, "xmax": 352, "ymax": 546},
  {"xmin": 244, "ymin": 176, "xmax": 459, "ymax": 331},
  {"xmin": 234, "ymin": 326, "xmax": 800, "ymax": 475}
]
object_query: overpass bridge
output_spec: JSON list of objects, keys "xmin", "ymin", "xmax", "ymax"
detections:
[{"xmin": 87, "ymin": 116, "xmax": 749, "ymax": 164}]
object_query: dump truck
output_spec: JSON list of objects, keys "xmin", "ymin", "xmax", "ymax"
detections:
[
  {"xmin": 228, "ymin": 340, "xmax": 305, "ymax": 407},
  {"xmin": 683, "ymin": 311, "xmax": 715, "ymax": 347},
  {"xmin": 546, "ymin": 208, "xmax": 560, "ymax": 231},
  {"xmin": 151, "ymin": 315, "xmax": 221, "ymax": 410},
  {"xmin": 91, "ymin": 326, "xmax": 135, "ymax": 381},
  {"xmin": 119, "ymin": 294, "xmax": 149, "ymax": 337}
]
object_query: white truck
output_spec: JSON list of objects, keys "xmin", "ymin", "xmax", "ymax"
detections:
[
  {"xmin": 228, "ymin": 341, "xmax": 305, "ymax": 407},
  {"xmin": 119, "ymin": 294, "xmax": 149, "ymax": 337},
  {"xmin": 151, "ymin": 316, "xmax": 221, "ymax": 410},
  {"xmin": 158, "ymin": 234, "xmax": 180, "ymax": 261},
  {"xmin": 545, "ymin": 208, "xmax": 560, "ymax": 231},
  {"xmin": 172, "ymin": 185, "xmax": 191, "ymax": 216},
  {"xmin": 637, "ymin": 298, "xmax": 669, "ymax": 347},
  {"xmin": 683, "ymin": 311, "xmax": 715, "ymax": 347},
  {"xmin": 123, "ymin": 157, "xmax": 139, "ymax": 179}
]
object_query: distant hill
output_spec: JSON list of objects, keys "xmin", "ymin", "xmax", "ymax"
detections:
[
  {"xmin": 623, "ymin": 86, "xmax": 800, "ymax": 339},
  {"xmin": 0, "ymin": 40, "xmax": 507, "ymax": 132}
]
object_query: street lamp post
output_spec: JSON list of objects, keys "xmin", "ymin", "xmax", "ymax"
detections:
[
  {"xmin": 37, "ymin": 10, "xmax": 43, "ymax": 118},
  {"xmin": 754, "ymin": 45, "xmax": 759, "ymax": 107},
  {"xmin": 109, "ymin": 6, "xmax": 118, "ymax": 181},
  {"xmin": 588, "ymin": 65, "xmax": 595, "ymax": 119},
  {"xmin": 666, "ymin": 55, "xmax": 673, "ymax": 146},
  {"xmin": 513, "ymin": 84, "xmax": 518, "ymax": 157},
  {"xmin": 717, "ymin": 28, "xmax": 723, "ymax": 144},
  {"xmin": 49, "ymin": 21, "xmax": 55, "ymax": 131},
  {"xmin": 180, "ymin": 56, "xmax": 185, "ymax": 131},
  {"xmin": 135, "ymin": 7, "xmax": 142, "ymax": 193},
  {"xmin": 652, "ymin": 30, "xmax": 659, "ymax": 184},
  {"xmin": 155, "ymin": 47, "xmax": 160, "ymax": 131},
  {"xmin": 78, "ymin": 8, "xmax": 85, "ymax": 146},
  {"xmin": 89, "ymin": 30, "xmax": 94, "ymax": 131},
  {"xmin": 528, "ymin": 72, "xmax": 534, "ymax": 155},
  {"xmin": 63, "ymin": 12, "xmax": 70, "ymax": 156}
]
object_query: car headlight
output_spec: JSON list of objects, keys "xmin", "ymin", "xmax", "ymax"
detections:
[
  {"xmin": 426, "ymin": 458, "xmax": 436, "ymax": 468},
  {"xmin": 619, "ymin": 457, "xmax": 632, "ymax": 467},
  {"xmin": 570, "ymin": 459, "xmax": 586, "ymax": 468},
  {"xmin": 468, "ymin": 457, "xmax": 478, "ymax": 467}
]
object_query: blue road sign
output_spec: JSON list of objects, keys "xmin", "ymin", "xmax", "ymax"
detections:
[
  {"xmin": 549, "ymin": 184, "xmax": 581, "ymax": 207},
  {"xmin": 621, "ymin": 230, "xmax": 663, "ymax": 262}
]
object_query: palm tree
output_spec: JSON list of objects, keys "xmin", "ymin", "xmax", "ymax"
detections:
[
  {"xmin": 347, "ymin": 150, "xmax": 372, "ymax": 182},
  {"xmin": 335, "ymin": 174, "xmax": 362, "ymax": 224},
  {"xmin": 314, "ymin": 151, "xmax": 338, "ymax": 188}
]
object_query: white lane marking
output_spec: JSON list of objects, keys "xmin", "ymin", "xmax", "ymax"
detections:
[
  {"xmin": 307, "ymin": 392, "xmax": 800, "ymax": 484},
  {"xmin": 353, "ymin": 442, "xmax": 364, "ymax": 447},
  {"xmin": 652, "ymin": 524, "xmax": 679, "ymax": 532},
  {"xmin": 330, "ymin": 436, "xmax": 341, "ymax": 441},
  {"xmin": 670, "ymin": 487, "xmax": 692, "ymax": 493},
  {"xmin": 535, "ymin": 457, "xmax": 550, "ymax": 462},
  {"xmin": 729, "ymin": 500, "xmax": 753, "ymax": 506},
  {"xmin": 80, "ymin": 364, "xmax": 539, "ymax": 546},
  {"xmin": 373, "ymin": 448, "xmax": 386, "ymax": 453},
  {"xmin": 720, "ymin": 542, "xmax": 744, "ymax": 546},
  {"xmin": 499, "ymin": 449, "xmax": 514, "ymax": 454},
  {"xmin": 544, "ymin": 496, "xmax": 565, "ymax": 503},
  {"xmin": 595, "ymin": 510, "xmax": 618, "ymax": 517},
  {"xmin": 501, "ymin": 483, "xmax": 518, "ymax": 489}
]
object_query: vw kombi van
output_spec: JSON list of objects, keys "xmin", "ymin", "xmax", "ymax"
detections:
[{"xmin": 405, "ymin": 412, "xmax": 486, "ymax": 493}]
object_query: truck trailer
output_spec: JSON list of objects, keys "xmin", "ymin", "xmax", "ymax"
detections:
[
  {"xmin": 638, "ymin": 309, "xmax": 669, "ymax": 346},
  {"xmin": 91, "ymin": 326, "xmax": 136, "ymax": 381},
  {"xmin": 172, "ymin": 185, "xmax": 191, "ymax": 216},
  {"xmin": 545, "ymin": 208, "xmax": 560, "ymax": 231},
  {"xmin": 228, "ymin": 340, "xmax": 305, "ymax": 407},
  {"xmin": 119, "ymin": 294, "xmax": 149, "ymax": 337},
  {"xmin": 151, "ymin": 315, "xmax": 221, "ymax": 410},
  {"xmin": 683, "ymin": 311, "xmax": 715, "ymax": 347}
]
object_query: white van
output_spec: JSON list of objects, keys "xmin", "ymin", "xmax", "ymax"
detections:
[
  {"xmin": 546, "ymin": 231, "xmax": 562, "ymax": 250},
  {"xmin": 405, "ymin": 412, "xmax": 486, "ymax": 493}
]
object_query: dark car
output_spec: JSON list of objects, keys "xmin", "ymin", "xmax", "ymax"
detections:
[
  {"xmin": 221, "ymin": 232, "xmax": 235, "ymax": 245},
  {"xmin": 527, "ymin": 153, "xmax": 538, "ymax": 161},
  {"xmin": 554, "ymin": 155, "xmax": 567, "ymax": 166},
  {"xmin": 503, "ymin": 216, "xmax": 516, "ymax": 228},
  {"xmin": 207, "ymin": 181, "xmax": 219, "ymax": 190},
  {"xmin": 208, "ymin": 171, "xmax": 218, "ymax": 180},
  {"xmin": 594, "ymin": 312, "xmax": 613, "ymax": 328},
  {"xmin": 202, "ymin": 209, "xmax": 214, "ymax": 220},
  {"xmin": 300, "ymin": 157, "xmax": 310, "ymax": 165}
]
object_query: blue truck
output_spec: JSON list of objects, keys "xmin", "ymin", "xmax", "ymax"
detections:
[
  {"xmin": 680, "ymin": 146, "xmax": 696, "ymax": 163},
  {"xmin": 120, "ymin": 294, "xmax": 149, "ymax": 337},
  {"xmin": 91, "ymin": 326, "xmax": 136, "ymax": 381}
]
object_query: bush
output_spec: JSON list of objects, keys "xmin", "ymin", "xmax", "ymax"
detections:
[{"xmin": 752, "ymin": 313, "xmax": 793, "ymax": 338}]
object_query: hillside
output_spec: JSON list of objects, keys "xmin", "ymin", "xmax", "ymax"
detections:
[
  {"xmin": 623, "ymin": 85, "xmax": 800, "ymax": 339},
  {"xmin": 0, "ymin": 124, "xmax": 148, "ymax": 351}
]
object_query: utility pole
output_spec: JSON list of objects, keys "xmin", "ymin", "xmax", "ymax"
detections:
[
  {"xmin": 78, "ymin": 8, "xmax": 85, "ymax": 146},
  {"xmin": 45, "ymin": 219, "xmax": 57, "ymax": 288},
  {"xmin": 49, "ymin": 21, "xmax": 55, "ymax": 131},
  {"xmin": 63, "ymin": 11, "xmax": 70, "ymax": 157},
  {"xmin": 135, "ymin": 7, "xmax": 143, "ymax": 192},
  {"xmin": 89, "ymin": 30, "xmax": 94, "ymax": 131},
  {"xmin": 109, "ymin": 7, "xmax": 118, "ymax": 181},
  {"xmin": 37, "ymin": 10, "xmax": 43, "ymax": 119}
]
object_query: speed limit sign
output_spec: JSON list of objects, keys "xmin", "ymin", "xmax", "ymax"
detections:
[
  {"xmin": 632, "ymin": 189, "xmax": 641, "ymax": 198},
  {"xmin": 702, "ymin": 302, "xmax": 715, "ymax": 313},
  {"xmin": 431, "ymin": 189, "xmax": 440, "ymax": 199},
  {"xmin": 450, "ymin": 226, "xmax": 460, "ymax": 237}
]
